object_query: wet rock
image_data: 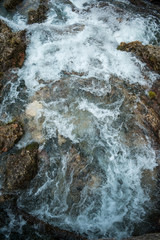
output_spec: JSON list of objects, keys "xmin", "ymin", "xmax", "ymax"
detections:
[
  {"xmin": 25, "ymin": 100, "xmax": 45, "ymax": 143},
  {"xmin": 149, "ymin": 0, "xmax": 160, "ymax": 5},
  {"xmin": 123, "ymin": 232, "xmax": 160, "ymax": 240},
  {"xmin": 115, "ymin": 42, "xmax": 159, "ymax": 144},
  {"xmin": 135, "ymin": 80, "xmax": 160, "ymax": 144},
  {"xmin": 58, "ymin": 134, "xmax": 67, "ymax": 146},
  {"xmin": 66, "ymin": 147, "xmax": 89, "ymax": 203},
  {"xmin": 0, "ymin": 205, "xmax": 88, "ymax": 240},
  {"xmin": 27, "ymin": 0, "xmax": 49, "ymax": 24},
  {"xmin": 0, "ymin": 121, "xmax": 24, "ymax": 154},
  {"xmin": 66, "ymin": 146, "xmax": 100, "ymax": 205},
  {"xmin": 117, "ymin": 41, "xmax": 160, "ymax": 74},
  {"xmin": 4, "ymin": 0, "xmax": 23, "ymax": 10},
  {"xmin": 128, "ymin": 0, "xmax": 147, "ymax": 7},
  {"xmin": 129, "ymin": 0, "xmax": 160, "ymax": 6},
  {"xmin": 0, "ymin": 20, "xmax": 26, "ymax": 73},
  {"xmin": 3, "ymin": 142, "xmax": 39, "ymax": 191},
  {"xmin": 26, "ymin": 100, "xmax": 43, "ymax": 117}
]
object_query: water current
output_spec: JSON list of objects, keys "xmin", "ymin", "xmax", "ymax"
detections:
[{"xmin": 0, "ymin": 0, "xmax": 160, "ymax": 239}]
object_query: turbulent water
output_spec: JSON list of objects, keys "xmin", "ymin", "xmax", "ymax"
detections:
[{"xmin": 0, "ymin": 0, "xmax": 160, "ymax": 239}]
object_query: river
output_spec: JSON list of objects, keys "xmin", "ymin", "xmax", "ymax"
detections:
[{"xmin": 0, "ymin": 0, "xmax": 160, "ymax": 239}]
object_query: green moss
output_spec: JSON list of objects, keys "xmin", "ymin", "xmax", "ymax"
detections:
[
  {"xmin": 26, "ymin": 142, "xmax": 39, "ymax": 151},
  {"xmin": 117, "ymin": 45, "xmax": 121, "ymax": 50},
  {"xmin": 148, "ymin": 91, "xmax": 156, "ymax": 99}
]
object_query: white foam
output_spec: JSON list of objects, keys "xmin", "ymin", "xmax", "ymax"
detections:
[{"xmin": 18, "ymin": 1, "xmax": 159, "ymax": 94}]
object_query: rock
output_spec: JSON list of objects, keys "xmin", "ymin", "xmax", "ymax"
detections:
[
  {"xmin": 0, "ymin": 121, "xmax": 24, "ymax": 154},
  {"xmin": 149, "ymin": 0, "xmax": 160, "ymax": 5},
  {"xmin": 135, "ymin": 79, "xmax": 160, "ymax": 144},
  {"xmin": 0, "ymin": 20, "xmax": 26, "ymax": 73},
  {"xmin": 135, "ymin": 101, "xmax": 160, "ymax": 143},
  {"xmin": 129, "ymin": 0, "xmax": 160, "ymax": 6},
  {"xmin": 27, "ymin": 0, "xmax": 49, "ymax": 24},
  {"xmin": 4, "ymin": 0, "xmax": 23, "ymax": 10},
  {"xmin": 3, "ymin": 142, "xmax": 39, "ymax": 191},
  {"xmin": 65, "ymin": 146, "xmax": 100, "ymax": 205},
  {"xmin": 128, "ymin": 0, "xmax": 147, "ymax": 7},
  {"xmin": 0, "ymin": 205, "xmax": 87, "ymax": 240},
  {"xmin": 58, "ymin": 134, "xmax": 67, "ymax": 146},
  {"xmin": 25, "ymin": 100, "xmax": 45, "ymax": 143},
  {"xmin": 117, "ymin": 41, "xmax": 160, "ymax": 74},
  {"xmin": 123, "ymin": 232, "xmax": 160, "ymax": 240},
  {"xmin": 26, "ymin": 100, "xmax": 43, "ymax": 117}
]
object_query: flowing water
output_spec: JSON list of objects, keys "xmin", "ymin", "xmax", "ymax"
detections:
[{"xmin": 0, "ymin": 0, "xmax": 160, "ymax": 239}]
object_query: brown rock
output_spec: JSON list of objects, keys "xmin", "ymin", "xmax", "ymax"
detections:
[
  {"xmin": 135, "ymin": 79, "xmax": 160, "ymax": 144},
  {"xmin": 0, "ymin": 121, "xmax": 24, "ymax": 154},
  {"xmin": 27, "ymin": 0, "xmax": 49, "ymax": 24},
  {"xmin": 4, "ymin": 142, "xmax": 39, "ymax": 191},
  {"xmin": 117, "ymin": 41, "xmax": 160, "ymax": 74},
  {"xmin": 128, "ymin": 0, "xmax": 147, "ymax": 7},
  {"xmin": 65, "ymin": 147, "xmax": 89, "ymax": 203},
  {"xmin": 124, "ymin": 232, "xmax": 160, "ymax": 240},
  {"xmin": 0, "ymin": 20, "xmax": 26, "ymax": 72},
  {"xmin": 4, "ymin": 0, "xmax": 23, "ymax": 10}
]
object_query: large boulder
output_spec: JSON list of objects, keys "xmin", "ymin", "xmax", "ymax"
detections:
[
  {"xmin": 3, "ymin": 142, "xmax": 39, "ymax": 191},
  {"xmin": 0, "ymin": 20, "xmax": 26, "ymax": 73},
  {"xmin": 0, "ymin": 121, "xmax": 24, "ymax": 154},
  {"xmin": 117, "ymin": 41, "xmax": 160, "ymax": 74},
  {"xmin": 4, "ymin": 0, "xmax": 23, "ymax": 10}
]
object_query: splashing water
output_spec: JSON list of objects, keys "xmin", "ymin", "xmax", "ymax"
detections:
[{"xmin": 1, "ymin": 0, "xmax": 160, "ymax": 239}]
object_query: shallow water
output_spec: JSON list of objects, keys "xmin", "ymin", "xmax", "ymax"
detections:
[{"xmin": 0, "ymin": 0, "xmax": 160, "ymax": 239}]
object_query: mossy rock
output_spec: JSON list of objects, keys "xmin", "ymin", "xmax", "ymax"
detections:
[{"xmin": 148, "ymin": 91, "xmax": 157, "ymax": 99}]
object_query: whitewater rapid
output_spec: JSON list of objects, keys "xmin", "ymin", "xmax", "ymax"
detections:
[{"xmin": 0, "ymin": 0, "xmax": 160, "ymax": 239}]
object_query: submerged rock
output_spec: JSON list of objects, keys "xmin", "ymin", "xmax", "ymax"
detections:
[
  {"xmin": 117, "ymin": 41, "xmax": 160, "ymax": 74},
  {"xmin": 0, "ymin": 204, "xmax": 88, "ymax": 240},
  {"xmin": 65, "ymin": 146, "xmax": 101, "ymax": 206},
  {"xmin": 0, "ymin": 20, "xmax": 26, "ymax": 73},
  {"xmin": 0, "ymin": 121, "xmax": 24, "ymax": 154},
  {"xmin": 4, "ymin": 0, "xmax": 23, "ymax": 10},
  {"xmin": 3, "ymin": 142, "xmax": 39, "ymax": 191},
  {"xmin": 27, "ymin": 0, "xmax": 49, "ymax": 24},
  {"xmin": 25, "ymin": 100, "xmax": 44, "ymax": 143}
]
